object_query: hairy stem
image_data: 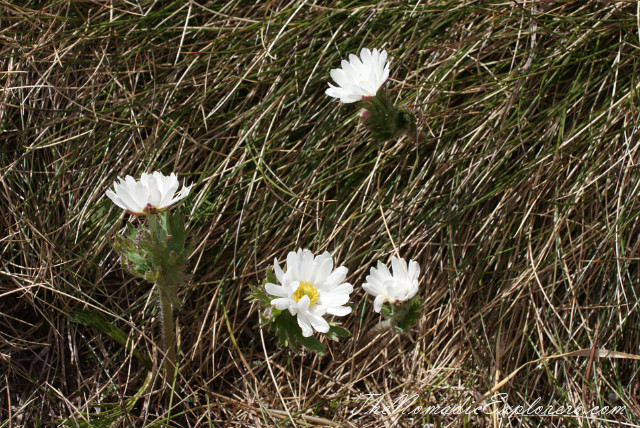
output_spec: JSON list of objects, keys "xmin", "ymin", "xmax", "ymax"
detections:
[
  {"xmin": 159, "ymin": 286, "xmax": 177, "ymax": 389},
  {"xmin": 362, "ymin": 317, "xmax": 393, "ymax": 343},
  {"xmin": 148, "ymin": 214, "xmax": 177, "ymax": 388}
]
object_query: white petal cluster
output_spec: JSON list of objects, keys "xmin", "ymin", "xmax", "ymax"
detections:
[
  {"xmin": 363, "ymin": 256, "xmax": 420, "ymax": 313},
  {"xmin": 266, "ymin": 249, "xmax": 353, "ymax": 337},
  {"xmin": 326, "ymin": 48, "xmax": 390, "ymax": 103},
  {"xmin": 105, "ymin": 171, "xmax": 191, "ymax": 215}
]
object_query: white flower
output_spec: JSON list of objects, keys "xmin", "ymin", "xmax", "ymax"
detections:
[
  {"xmin": 326, "ymin": 48, "xmax": 390, "ymax": 103},
  {"xmin": 363, "ymin": 256, "xmax": 420, "ymax": 313},
  {"xmin": 266, "ymin": 249, "xmax": 353, "ymax": 337},
  {"xmin": 105, "ymin": 171, "xmax": 192, "ymax": 215}
]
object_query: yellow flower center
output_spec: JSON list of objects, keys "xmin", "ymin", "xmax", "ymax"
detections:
[{"xmin": 292, "ymin": 281, "xmax": 319, "ymax": 306}]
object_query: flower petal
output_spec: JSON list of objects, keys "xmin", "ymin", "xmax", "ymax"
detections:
[
  {"xmin": 105, "ymin": 189, "xmax": 127, "ymax": 211},
  {"xmin": 265, "ymin": 282, "xmax": 288, "ymax": 298},
  {"xmin": 315, "ymin": 254, "xmax": 334, "ymax": 284},
  {"xmin": 323, "ymin": 266, "xmax": 348, "ymax": 289},
  {"xmin": 318, "ymin": 292, "xmax": 349, "ymax": 307},
  {"xmin": 330, "ymin": 68, "xmax": 350, "ymax": 88},
  {"xmin": 296, "ymin": 311, "xmax": 314, "ymax": 337},
  {"xmin": 326, "ymin": 305, "xmax": 351, "ymax": 316},
  {"xmin": 273, "ymin": 258, "xmax": 285, "ymax": 284},
  {"xmin": 271, "ymin": 298, "xmax": 292, "ymax": 310},
  {"xmin": 408, "ymin": 260, "xmax": 420, "ymax": 282},
  {"xmin": 159, "ymin": 175, "xmax": 180, "ymax": 207},
  {"xmin": 113, "ymin": 181, "xmax": 144, "ymax": 212},
  {"xmin": 307, "ymin": 312, "xmax": 329, "ymax": 333},
  {"xmin": 302, "ymin": 249, "xmax": 315, "ymax": 280},
  {"xmin": 373, "ymin": 295, "xmax": 385, "ymax": 313},
  {"xmin": 286, "ymin": 250, "xmax": 299, "ymax": 282}
]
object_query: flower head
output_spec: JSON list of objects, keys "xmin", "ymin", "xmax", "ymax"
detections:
[
  {"xmin": 266, "ymin": 249, "xmax": 352, "ymax": 337},
  {"xmin": 363, "ymin": 256, "xmax": 420, "ymax": 313},
  {"xmin": 106, "ymin": 171, "xmax": 191, "ymax": 215},
  {"xmin": 326, "ymin": 48, "xmax": 390, "ymax": 103}
]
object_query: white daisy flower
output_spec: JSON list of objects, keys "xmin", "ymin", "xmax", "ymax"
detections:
[
  {"xmin": 266, "ymin": 249, "xmax": 353, "ymax": 337},
  {"xmin": 326, "ymin": 48, "xmax": 391, "ymax": 103},
  {"xmin": 105, "ymin": 171, "xmax": 192, "ymax": 215},
  {"xmin": 363, "ymin": 256, "xmax": 420, "ymax": 313}
]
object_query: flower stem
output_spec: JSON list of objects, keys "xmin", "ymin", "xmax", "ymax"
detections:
[
  {"xmin": 159, "ymin": 286, "xmax": 177, "ymax": 389},
  {"xmin": 147, "ymin": 213, "xmax": 177, "ymax": 388},
  {"xmin": 364, "ymin": 317, "xmax": 393, "ymax": 342},
  {"xmin": 147, "ymin": 212, "xmax": 163, "ymax": 242}
]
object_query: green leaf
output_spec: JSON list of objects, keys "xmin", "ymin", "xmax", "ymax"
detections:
[
  {"xmin": 112, "ymin": 212, "xmax": 190, "ymax": 290},
  {"xmin": 392, "ymin": 297, "xmax": 423, "ymax": 333},
  {"xmin": 358, "ymin": 91, "xmax": 416, "ymax": 141},
  {"xmin": 270, "ymin": 307, "xmax": 283, "ymax": 317},
  {"xmin": 329, "ymin": 324, "xmax": 351, "ymax": 337},
  {"xmin": 266, "ymin": 266, "xmax": 278, "ymax": 284},
  {"xmin": 380, "ymin": 304, "xmax": 392, "ymax": 318},
  {"xmin": 269, "ymin": 310, "xmax": 326, "ymax": 355},
  {"xmin": 298, "ymin": 334, "xmax": 326, "ymax": 355},
  {"xmin": 326, "ymin": 324, "xmax": 351, "ymax": 342},
  {"xmin": 164, "ymin": 212, "xmax": 187, "ymax": 253}
]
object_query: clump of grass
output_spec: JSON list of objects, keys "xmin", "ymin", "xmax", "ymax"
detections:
[{"xmin": 1, "ymin": 0, "xmax": 640, "ymax": 426}]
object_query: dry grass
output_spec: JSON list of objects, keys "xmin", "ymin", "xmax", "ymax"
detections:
[{"xmin": 2, "ymin": 0, "xmax": 640, "ymax": 426}]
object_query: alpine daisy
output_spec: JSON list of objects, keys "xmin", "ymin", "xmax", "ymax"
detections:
[
  {"xmin": 326, "ymin": 48, "xmax": 391, "ymax": 103},
  {"xmin": 105, "ymin": 171, "xmax": 191, "ymax": 215},
  {"xmin": 363, "ymin": 256, "xmax": 420, "ymax": 313},
  {"xmin": 266, "ymin": 249, "xmax": 353, "ymax": 337}
]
